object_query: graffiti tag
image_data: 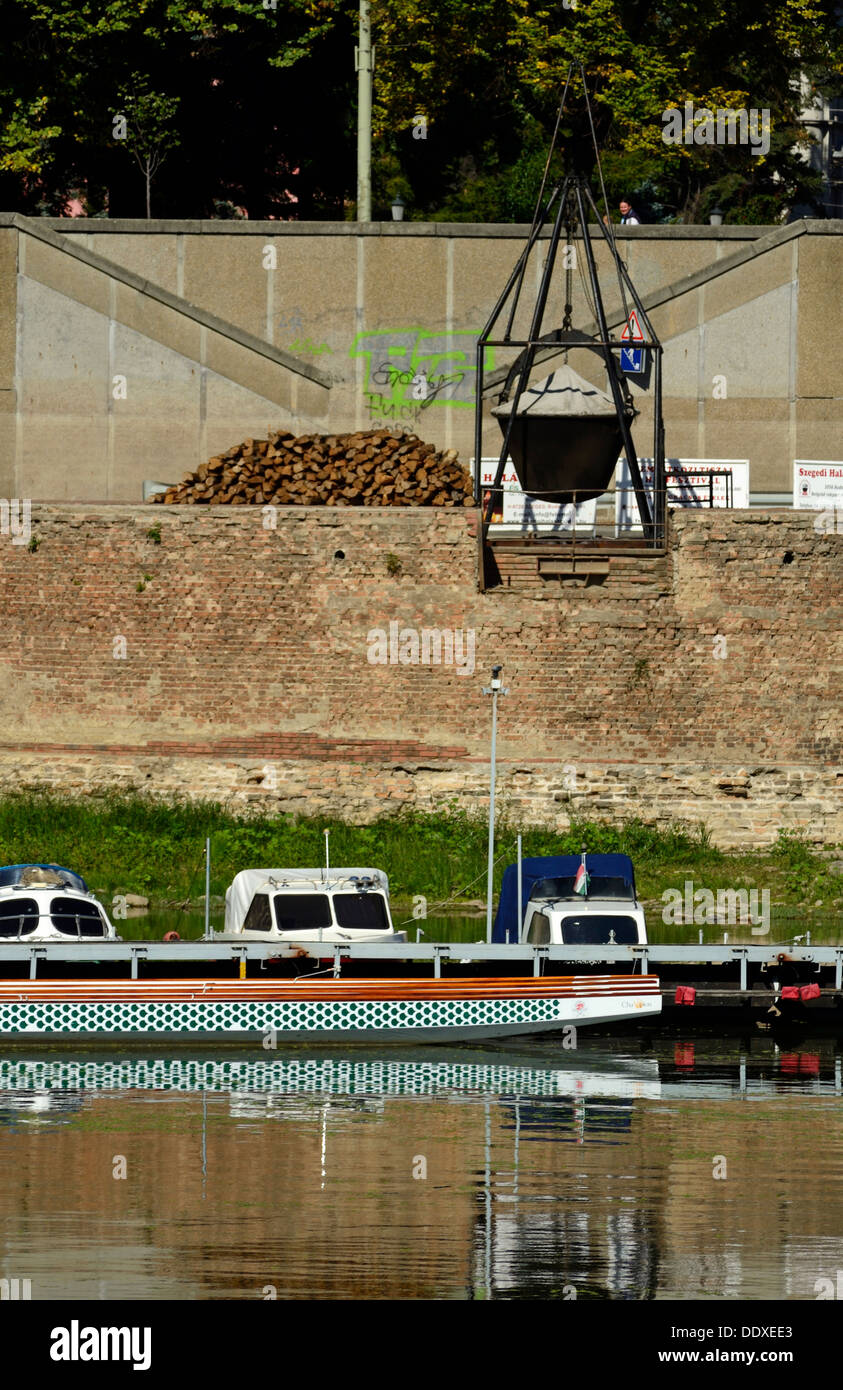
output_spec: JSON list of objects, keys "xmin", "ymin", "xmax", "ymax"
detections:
[{"xmin": 350, "ymin": 329, "xmax": 493, "ymax": 417}]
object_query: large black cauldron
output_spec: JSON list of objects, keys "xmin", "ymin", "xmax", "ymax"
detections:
[{"xmin": 492, "ymin": 365, "xmax": 625, "ymax": 505}]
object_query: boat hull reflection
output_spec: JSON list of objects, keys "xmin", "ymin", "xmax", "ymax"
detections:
[{"xmin": 0, "ymin": 1047, "xmax": 661, "ymax": 1112}]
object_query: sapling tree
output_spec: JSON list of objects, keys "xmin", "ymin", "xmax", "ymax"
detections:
[{"xmin": 116, "ymin": 78, "xmax": 180, "ymax": 218}]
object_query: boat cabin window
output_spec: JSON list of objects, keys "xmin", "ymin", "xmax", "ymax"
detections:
[
  {"xmin": 242, "ymin": 895, "xmax": 273, "ymax": 931},
  {"xmin": 559, "ymin": 914, "xmax": 639, "ymax": 945},
  {"xmin": 525, "ymin": 911, "xmax": 550, "ymax": 945},
  {"xmin": 530, "ymin": 875, "xmax": 634, "ymax": 901},
  {"xmin": 272, "ymin": 893, "xmax": 333, "ymax": 932},
  {"xmin": 0, "ymin": 897, "xmax": 38, "ymax": 937},
  {"xmin": 50, "ymin": 899, "xmax": 107, "ymax": 937},
  {"xmin": 333, "ymin": 893, "xmax": 390, "ymax": 932}
]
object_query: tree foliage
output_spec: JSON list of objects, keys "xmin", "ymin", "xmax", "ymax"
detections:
[
  {"xmin": 0, "ymin": 0, "xmax": 840, "ymax": 220},
  {"xmin": 0, "ymin": 0, "xmax": 357, "ymax": 216}
]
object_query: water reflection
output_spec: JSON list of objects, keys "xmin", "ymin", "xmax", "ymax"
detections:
[
  {"xmin": 0, "ymin": 1045, "xmax": 663, "ymax": 1112},
  {"xmin": 0, "ymin": 1039, "xmax": 841, "ymax": 1300}
]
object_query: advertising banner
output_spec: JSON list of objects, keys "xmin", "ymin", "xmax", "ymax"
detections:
[
  {"xmin": 472, "ymin": 458, "xmax": 596, "ymax": 533},
  {"xmin": 793, "ymin": 461, "xmax": 843, "ymax": 510},
  {"xmin": 616, "ymin": 458, "xmax": 750, "ymax": 532}
]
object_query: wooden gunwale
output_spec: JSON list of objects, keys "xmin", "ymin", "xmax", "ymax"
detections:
[{"xmin": 0, "ymin": 975, "xmax": 661, "ymax": 1004}]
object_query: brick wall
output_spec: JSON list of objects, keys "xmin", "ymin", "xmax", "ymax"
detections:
[{"xmin": 0, "ymin": 504, "xmax": 839, "ymax": 846}]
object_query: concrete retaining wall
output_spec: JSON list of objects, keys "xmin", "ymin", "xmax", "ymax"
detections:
[{"xmin": 1, "ymin": 215, "xmax": 841, "ymax": 500}]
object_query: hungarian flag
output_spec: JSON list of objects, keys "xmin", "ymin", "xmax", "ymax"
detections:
[{"xmin": 573, "ymin": 858, "xmax": 589, "ymax": 897}]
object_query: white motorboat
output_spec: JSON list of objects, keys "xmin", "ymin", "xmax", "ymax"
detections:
[
  {"xmin": 219, "ymin": 867, "xmax": 407, "ymax": 945},
  {"xmin": 493, "ymin": 852, "xmax": 648, "ymax": 946},
  {"xmin": 0, "ymin": 864, "xmax": 117, "ymax": 942}
]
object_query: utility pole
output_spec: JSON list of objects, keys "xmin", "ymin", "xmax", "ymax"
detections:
[
  {"xmin": 356, "ymin": 0, "xmax": 373, "ymax": 221},
  {"xmin": 483, "ymin": 665, "xmax": 509, "ymax": 943}
]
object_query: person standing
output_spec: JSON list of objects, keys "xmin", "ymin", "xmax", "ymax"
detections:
[{"xmin": 619, "ymin": 199, "xmax": 640, "ymax": 224}]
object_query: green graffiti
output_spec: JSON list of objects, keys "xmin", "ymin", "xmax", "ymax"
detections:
[
  {"xmin": 287, "ymin": 337, "xmax": 333, "ymax": 356},
  {"xmin": 350, "ymin": 329, "xmax": 494, "ymax": 415}
]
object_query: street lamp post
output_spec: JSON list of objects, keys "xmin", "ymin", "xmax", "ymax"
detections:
[
  {"xmin": 355, "ymin": 0, "xmax": 373, "ymax": 222},
  {"xmin": 482, "ymin": 664, "xmax": 509, "ymax": 944}
]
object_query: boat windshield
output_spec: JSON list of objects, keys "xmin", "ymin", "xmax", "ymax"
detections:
[
  {"xmin": 0, "ymin": 897, "xmax": 39, "ymax": 938},
  {"xmin": 531, "ymin": 875, "xmax": 634, "ymax": 901},
  {"xmin": 50, "ymin": 899, "xmax": 107, "ymax": 937},
  {"xmin": 272, "ymin": 893, "xmax": 333, "ymax": 932},
  {"xmin": 333, "ymin": 893, "xmax": 390, "ymax": 932},
  {"xmin": 559, "ymin": 914, "xmax": 639, "ymax": 945}
]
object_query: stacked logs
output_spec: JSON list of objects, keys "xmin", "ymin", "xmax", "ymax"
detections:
[{"xmin": 150, "ymin": 429, "xmax": 474, "ymax": 506}]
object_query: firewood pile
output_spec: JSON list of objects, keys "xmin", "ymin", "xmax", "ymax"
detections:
[{"xmin": 150, "ymin": 429, "xmax": 474, "ymax": 506}]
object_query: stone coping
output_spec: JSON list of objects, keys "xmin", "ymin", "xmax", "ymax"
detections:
[{"xmin": 16, "ymin": 216, "xmax": 841, "ymax": 238}]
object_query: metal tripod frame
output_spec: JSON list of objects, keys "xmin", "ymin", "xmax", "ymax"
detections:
[{"xmin": 473, "ymin": 65, "xmax": 666, "ymax": 547}]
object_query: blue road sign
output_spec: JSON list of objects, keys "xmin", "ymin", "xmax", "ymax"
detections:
[{"xmin": 621, "ymin": 346, "xmax": 644, "ymax": 373}]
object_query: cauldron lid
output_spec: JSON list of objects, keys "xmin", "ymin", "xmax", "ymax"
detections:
[{"xmin": 491, "ymin": 364, "xmax": 616, "ymax": 419}]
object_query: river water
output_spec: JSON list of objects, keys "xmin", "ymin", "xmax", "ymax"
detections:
[
  {"xmin": 1, "ymin": 1035, "xmax": 841, "ymax": 1301},
  {"xmin": 137, "ymin": 908, "xmax": 843, "ymax": 946}
]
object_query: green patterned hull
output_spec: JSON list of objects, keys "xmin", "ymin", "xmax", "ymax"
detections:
[{"xmin": 0, "ymin": 991, "xmax": 660, "ymax": 1044}]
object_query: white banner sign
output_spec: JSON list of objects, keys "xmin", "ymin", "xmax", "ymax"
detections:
[
  {"xmin": 616, "ymin": 457, "xmax": 750, "ymax": 532},
  {"xmin": 472, "ymin": 458, "xmax": 596, "ymax": 533},
  {"xmin": 793, "ymin": 461, "xmax": 843, "ymax": 510}
]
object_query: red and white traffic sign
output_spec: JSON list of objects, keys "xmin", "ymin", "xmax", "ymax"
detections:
[
  {"xmin": 621, "ymin": 310, "xmax": 644, "ymax": 342},
  {"xmin": 620, "ymin": 309, "xmax": 645, "ymax": 373}
]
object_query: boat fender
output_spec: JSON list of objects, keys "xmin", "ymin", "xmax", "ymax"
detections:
[
  {"xmin": 674, "ymin": 985, "xmax": 695, "ymax": 1005},
  {"xmin": 780, "ymin": 985, "xmax": 801, "ymax": 1001},
  {"xmin": 800, "ymin": 983, "xmax": 821, "ymax": 1002},
  {"xmin": 163, "ymin": 931, "xmax": 181, "ymax": 942}
]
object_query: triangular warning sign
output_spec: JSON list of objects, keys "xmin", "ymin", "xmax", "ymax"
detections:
[{"xmin": 621, "ymin": 310, "xmax": 644, "ymax": 342}]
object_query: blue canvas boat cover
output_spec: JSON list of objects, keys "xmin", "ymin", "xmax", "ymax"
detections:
[
  {"xmin": 0, "ymin": 863, "xmax": 88, "ymax": 893},
  {"xmin": 492, "ymin": 853, "xmax": 636, "ymax": 943}
]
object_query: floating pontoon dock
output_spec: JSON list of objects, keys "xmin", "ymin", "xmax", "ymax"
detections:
[{"xmin": 0, "ymin": 939, "xmax": 841, "ymax": 1029}]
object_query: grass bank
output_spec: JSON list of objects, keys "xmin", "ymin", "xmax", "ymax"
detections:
[{"xmin": 0, "ymin": 792, "xmax": 838, "ymax": 916}]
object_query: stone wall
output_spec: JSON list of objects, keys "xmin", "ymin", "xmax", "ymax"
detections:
[{"xmin": 0, "ymin": 503, "xmax": 839, "ymax": 848}]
